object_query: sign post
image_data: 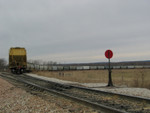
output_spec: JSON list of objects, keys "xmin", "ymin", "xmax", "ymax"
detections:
[{"xmin": 105, "ymin": 49, "xmax": 113, "ymax": 86}]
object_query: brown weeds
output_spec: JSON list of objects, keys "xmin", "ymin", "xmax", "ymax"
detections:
[{"xmin": 33, "ymin": 69, "xmax": 150, "ymax": 89}]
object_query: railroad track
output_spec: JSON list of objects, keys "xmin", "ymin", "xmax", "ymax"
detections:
[{"xmin": 0, "ymin": 72, "xmax": 150, "ymax": 113}]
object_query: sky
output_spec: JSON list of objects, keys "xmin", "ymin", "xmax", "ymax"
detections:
[{"xmin": 0, "ymin": 0, "xmax": 150, "ymax": 63}]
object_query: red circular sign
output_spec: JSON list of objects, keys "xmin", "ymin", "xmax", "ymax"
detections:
[{"xmin": 105, "ymin": 50, "xmax": 113, "ymax": 59}]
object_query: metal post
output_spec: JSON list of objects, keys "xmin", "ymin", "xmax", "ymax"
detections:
[{"xmin": 107, "ymin": 58, "xmax": 113, "ymax": 86}]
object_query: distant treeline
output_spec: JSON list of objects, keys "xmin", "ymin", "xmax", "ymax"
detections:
[
  {"xmin": 28, "ymin": 60, "xmax": 150, "ymax": 66},
  {"xmin": 58, "ymin": 61, "xmax": 150, "ymax": 66}
]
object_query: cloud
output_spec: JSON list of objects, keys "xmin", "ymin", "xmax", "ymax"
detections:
[{"xmin": 0, "ymin": 0, "xmax": 150, "ymax": 63}]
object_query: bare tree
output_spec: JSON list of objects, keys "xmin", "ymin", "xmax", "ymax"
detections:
[
  {"xmin": 28, "ymin": 59, "xmax": 57, "ymax": 66},
  {"xmin": 0, "ymin": 58, "xmax": 7, "ymax": 71},
  {"xmin": 28, "ymin": 59, "xmax": 43, "ymax": 65},
  {"xmin": 45, "ymin": 61, "xmax": 57, "ymax": 66}
]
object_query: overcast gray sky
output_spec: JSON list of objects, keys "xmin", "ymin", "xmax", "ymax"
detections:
[{"xmin": 1, "ymin": 0, "xmax": 150, "ymax": 63}]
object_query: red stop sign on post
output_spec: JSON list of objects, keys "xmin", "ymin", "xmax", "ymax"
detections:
[{"xmin": 105, "ymin": 50, "xmax": 113, "ymax": 59}]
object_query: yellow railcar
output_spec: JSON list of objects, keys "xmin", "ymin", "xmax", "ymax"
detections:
[{"xmin": 9, "ymin": 47, "xmax": 27, "ymax": 74}]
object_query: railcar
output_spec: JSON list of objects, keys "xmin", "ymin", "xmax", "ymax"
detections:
[
  {"xmin": 43, "ymin": 65, "xmax": 48, "ymax": 70},
  {"xmin": 27, "ymin": 63, "xmax": 31, "ymax": 70},
  {"xmin": 48, "ymin": 66, "xmax": 53, "ymax": 71},
  {"xmin": 143, "ymin": 65, "xmax": 150, "ymax": 68},
  {"xmin": 134, "ymin": 66, "xmax": 143, "ymax": 69},
  {"xmin": 89, "ymin": 66, "xmax": 97, "ymax": 70},
  {"xmin": 120, "ymin": 66, "xmax": 127, "ymax": 69},
  {"xmin": 63, "ymin": 66, "xmax": 70, "ymax": 70},
  {"xmin": 9, "ymin": 47, "xmax": 27, "ymax": 74},
  {"xmin": 97, "ymin": 66, "xmax": 105, "ymax": 70},
  {"xmin": 57, "ymin": 66, "xmax": 64, "ymax": 71},
  {"xmin": 35, "ymin": 64, "xmax": 40, "ymax": 70},
  {"xmin": 30, "ymin": 63, "xmax": 35, "ymax": 69},
  {"xmin": 70, "ymin": 66, "xmax": 76, "ymax": 70},
  {"xmin": 76, "ymin": 66, "xmax": 83, "ymax": 70},
  {"xmin": 104, "ymin": 66, "xmax": 113, "ymax": 69},
  {"xmin": 127, "ymin": 66, "xmax": 134, "ymax": 69},
  {"xmin": 113, "ymin": 66, "xmax": 121, "ymax": 69},
  {"xmin": 83, "ymin": 66, "xmax": 90, "ymax": 70},
  {"xmin": 39, "ymin": 65, "xmax": 44, "ymax": 70},
  {"xmin": 52, "ymin": 66, "xmax": 58, "ymax": 71}
]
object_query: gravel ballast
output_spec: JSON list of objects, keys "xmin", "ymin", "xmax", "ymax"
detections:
[
  {"xmin": 27, "ymin": 73, "xmax": 150, "ymax": 98},
  {"xmin": 1, "ymin": 73, "xmax": 150, "ymax": 112},
  {"xmin": 0, "ymin": 76, "xmax": 99, "ymax": 113}
]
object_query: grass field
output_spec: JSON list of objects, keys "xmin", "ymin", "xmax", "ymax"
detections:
[{"xmin": 33, "ymin": 69, "xmax": 150, "ymax": 89}]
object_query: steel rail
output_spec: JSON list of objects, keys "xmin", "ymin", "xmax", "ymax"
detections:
[
  {"xmin": 2, "ymin": 72, "xmax": 150, "ymax": 103},
  {"xmin": 21, "ymin": 73, "xmax": 150, "ymax": 104},
  {"xmin": 0, "ymin": 73, "xmax": 126, "ymax": 113},
  {"xmin": 2, "ymin": 72, "xmax": 150, "ymax": 112},
  {"xmin": 70, "ymin": 84, "xmax": 150, "ymax": 104}
]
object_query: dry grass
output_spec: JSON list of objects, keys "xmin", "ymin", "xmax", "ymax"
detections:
[{"xmin": 33, "ymin": 69, "xmax": 150, "ymax": 89}]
